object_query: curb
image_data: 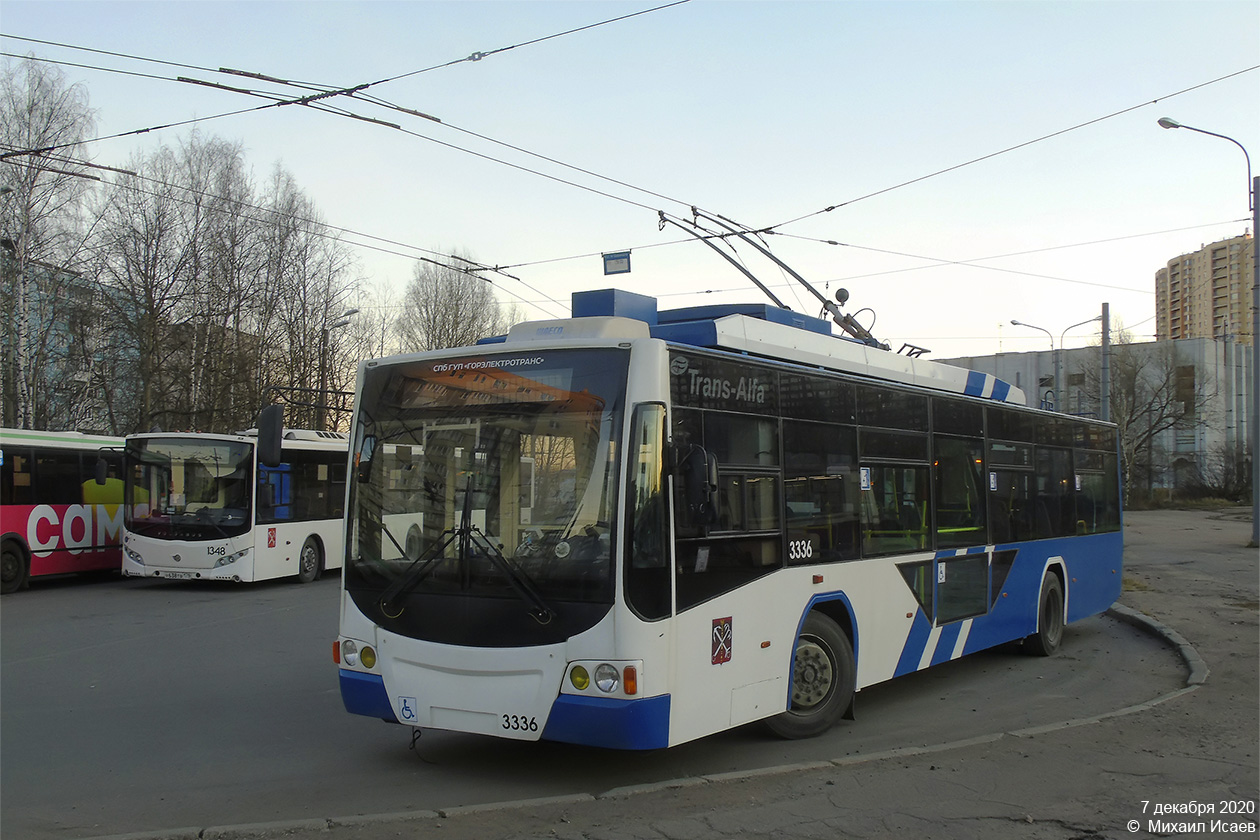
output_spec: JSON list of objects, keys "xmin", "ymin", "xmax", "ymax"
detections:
[
  {"xmin": 1106, "ymin": 603, "xmax": 1210, "ymax": 685},
  {"xmin": 86, "ymin": 606, "xmax": 1207, "ymax": 840}
]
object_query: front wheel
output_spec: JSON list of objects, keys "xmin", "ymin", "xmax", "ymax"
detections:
[
  {"xmin": 296, "ymin": 537, "xmax": 322, "ymax": 584},
  {"xmin": 1024, "ymin": 573, "xmax": 1065, "ymax": 656},
  {"xmin": 765, "ymin": 611, "xmax": 855, "ymax": 740}
]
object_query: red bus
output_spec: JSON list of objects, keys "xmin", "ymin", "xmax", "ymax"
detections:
[{"xmin": 1, "ymin": 428, "xmax": 125, "ymax": 594}]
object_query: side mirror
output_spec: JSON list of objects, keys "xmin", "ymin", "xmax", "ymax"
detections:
[
  {"xmin": 257, "ymin": 404, "xmax": 284, "ymax": 468},
  {"xmin": 94, "ymin": 457, "xmax": 109, "ymax": 486},
  {"xmin": 677, "ymin": 443, "xmax": 718, "ymax": 530}
]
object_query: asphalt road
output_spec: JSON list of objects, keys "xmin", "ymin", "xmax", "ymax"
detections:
[{"xmin": 1, "ymin": 524, "xmax": 1194, "ymax": 840}]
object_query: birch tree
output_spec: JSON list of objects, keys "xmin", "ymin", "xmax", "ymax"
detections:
[
  {"xmin": 396, "ymin": 256, "xmax": 518, "ymax": 352},
  {"xmin": 1, "ymin": 57, "xmax": 99, "ymax": 429}
]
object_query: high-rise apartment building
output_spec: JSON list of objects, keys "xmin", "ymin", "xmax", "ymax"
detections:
[{"xmin": 1155, "ymin": 232, "xmax": 1255, "ymax": 346}]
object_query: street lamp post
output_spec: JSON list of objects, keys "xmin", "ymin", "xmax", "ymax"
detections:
[
  {"xmin": 1159, "ymin": 117, "xmax": 1259, "ymax": 548},
  {"xmin": 1010, "ymin": 319, "xmax": 1054, "ymax": 409},
  {"xmin": 1012, "ymin": 317, "xmax": 1103, "ymax": 413},
  {"xmin": 1059, "ymin": 316, "xmax": 1103, "ymax": 415},
  {"xmin": 318, "ymin": 308, "xmax": 358, "ymax": 432}
]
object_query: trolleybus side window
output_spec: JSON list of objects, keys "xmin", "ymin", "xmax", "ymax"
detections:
[
  {"xmin": 780, "ymin": 371, "xmax": 856, "ymax": 424},
  {"xmin": 1074, "ymin": 445, "xmax": 1120, "ymax": 535},
  {"xmin": 856, "ymin": 385, "xmax": 928, "ymax": 431},
  {"xmin": 860, "ymin": 464, "xmax": 930, "ymax": 556},
  {"xmin": 672, "ymin": 406, "xmax": 782, "ymax": 610},
  {"xmin": 1034, "ymin": 443, "xmax": 1074, "ymax": 539},
  {"xmin": 782, "ymin": 419, "xmax": 859, "ymax": 564},
  {"xmin": 987, "ymin": 441, "xmax": 1035, "ymax": 543},
  {"xmin": 933, "ymin": 435, "xmax": 986, "ymax": 548},
  {"xmin": 858, "ymin": 420, "xmax": 931, "ymax": 556}
]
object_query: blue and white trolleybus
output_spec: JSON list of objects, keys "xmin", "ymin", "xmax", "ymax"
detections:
[{"xmin": 336, "ymin": 288, "xmax": 1122, "ymax": 748}]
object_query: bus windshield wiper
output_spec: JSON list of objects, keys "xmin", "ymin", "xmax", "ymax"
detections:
[
  {"xmin": 377, "ymin": 525, "xmax": 463, "ymax": 618},
  {"xmin": 377, "ymin": 478, "xmax": 556, "ymax": 624},
  {"xmin": 464, "ymin": 526, "xmax": 556, "ymax": 625}
]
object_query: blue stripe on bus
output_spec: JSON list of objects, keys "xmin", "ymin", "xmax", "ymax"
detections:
[
  {"xmin": 894, "ymin": 611, "xmax": 935, "ymax": 677},
  {"xmin": 339, "ymin": 670, "xmax": 399, "ymax": 723},
  {"xmin": 543, "ymin": 693, "xmax": 671, "ymax": 750},
  {"xmin": 964, "ymin": 370, "xmax": 986, "ymax": 397},
  {"xmin": 930, "ymin": 621, "xmax": 963, "ymax": 667},
  {"xmin": 990, "ymin": 379, "xmax": 1011, "ymax": 402},
  {"xmin": 894, "ymin": 533, "xmax": 1124, "ymax": 672}
]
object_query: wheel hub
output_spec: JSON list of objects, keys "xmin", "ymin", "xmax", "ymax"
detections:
[{"xmin": 791, "ymin": 639, "xmax": 834, "ymax": 710}]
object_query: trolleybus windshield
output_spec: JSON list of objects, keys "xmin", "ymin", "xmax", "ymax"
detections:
[{"xmin": 346, "ymin": 348, "xmax": 629, "ymax": 647}]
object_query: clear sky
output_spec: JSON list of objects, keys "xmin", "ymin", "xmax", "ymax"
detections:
[{"xmin": 3, "ymin": 0, "xmax": 1258, "ymax": 358}]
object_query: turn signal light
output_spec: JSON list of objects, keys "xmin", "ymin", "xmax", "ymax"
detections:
[{"xmin": 622, "ymin": 666, "xmax": 638, "ymax": 696}]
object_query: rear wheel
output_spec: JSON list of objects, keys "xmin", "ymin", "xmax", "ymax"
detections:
[
  {"xmin": 765, "ymin": 611, "xmax": 855, "ymax": 739},
  {"xmin": 1, "ymin": 539, "xmax": 29, "ymax": 595},
  {"xmin": 296, "ymin": 537, "xmax": 322, "ymax": 584},
  {"xmin": 1024, "ymin": 573, "xmax": 1064, "ymax": 656}
]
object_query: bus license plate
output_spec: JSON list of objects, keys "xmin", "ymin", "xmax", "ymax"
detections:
[{"xmin": 163, "ymin": 571, "xmax": 194, "ymax": 580}]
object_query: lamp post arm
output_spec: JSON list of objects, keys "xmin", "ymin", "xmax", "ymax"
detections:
[{"xmin": 1178, "ymin": 125, "xmax": 1254, "ymax": 211}]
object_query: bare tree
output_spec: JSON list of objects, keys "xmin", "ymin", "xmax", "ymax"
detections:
[
  {"xmin": 258, "ymin": 165, "xmax": 358, "ymax": 431},
  {"xmin": 2, "ymin": 62, "xmax": 364, "ymax": 436},
  {"xmin": 353, "ymin": 279, "xmax": 402, "ymax": 361},
  {"xmin": 1, "ymin": 56, "xmax": 99, "ymax": 429},
  {"xmin": 173, "ymin": 132, "xmax": 262, "ymax": 432},
  {"xmin": 1083, "ymin": 338, "xmax": 1213, "ymax": 505},
  {"xmin": 1187, "ymin": 440, "xmax": 1251, "ymax": 501},
  {"xmin": 93, "ymin": 147, "xmax": 199, "ymax": 432},
  {"xmin": 396, "ymin": 256, "xmax": 518, "ymax": 352}
]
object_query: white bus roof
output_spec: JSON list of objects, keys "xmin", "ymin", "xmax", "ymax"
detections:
[{"xmin": 488, "ymin": 289, "xmax": 1025, "ymax": 406}]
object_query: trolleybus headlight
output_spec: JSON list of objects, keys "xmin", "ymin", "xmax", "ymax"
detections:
[
  {"xmin": 594, "ymin": 663, "xmax": 619, "ymax": 693},
  {"xmin": 569, "ymin": 665, "xmax": 590, "ymax": 691},
  {"xmin": 359, "ymin": 646, "xmax": 377, "ymax": 669},
  {"xmin": 342, "ymin": 640, "xmax": 359, "ymax": 667}
]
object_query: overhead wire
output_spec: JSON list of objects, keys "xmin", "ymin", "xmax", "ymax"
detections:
[
  {"xmin": 763, "ymin": 65, "xmax": 1260, "ymax": 232},
  {"xmin": 3, "ymin": 28, "xmax": 1254, "ymax": 318},
  {"xmin": 0, "ymin": 135, "xmax": 568, "ymax": 316},
  {"xmin": 7, "ymin": 33, "xmax": 1254, "ymax": 253},
  {"xmin": 356, "ymin": 0, "xmax": 693, "ymax": 86}
]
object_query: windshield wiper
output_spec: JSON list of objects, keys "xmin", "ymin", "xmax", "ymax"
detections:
[
  {"xmin": 376, "ymin": 477, "xmax": 556, "ymax": 624},
  {"xmin": 465, "ymin": 526, "xmax": 556, "ymax": 625},
  {"xmin": 378, "ymin": 524, "xmax": 464, "ymax": 618}
]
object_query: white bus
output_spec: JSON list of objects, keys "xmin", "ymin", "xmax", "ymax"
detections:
[
  {"xmin": 336, "ymin": 289, "xmax": 1122, "ymax": 748},
  {"xmin": 122, "ymin": 427, "xmax": 348, "ymax": 584}
]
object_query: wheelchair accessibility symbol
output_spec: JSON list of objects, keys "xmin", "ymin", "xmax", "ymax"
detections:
[{"xmin": 398, "ymin": 697, "xmax": 417, "ymax": 722}]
